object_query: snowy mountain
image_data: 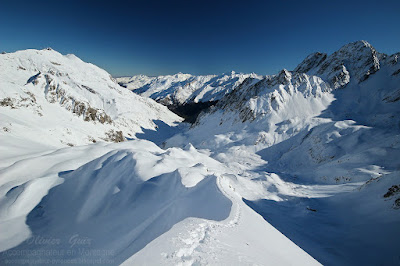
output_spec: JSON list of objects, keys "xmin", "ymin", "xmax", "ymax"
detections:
[
  {"xmin": 166, "ymin": 41, "xmax": 400, "ymax": 264},
  {"xmin": 294, "ymin": 40, "xmax": 400, "ymax": 89},
  {"xmin": 116, "ymin": 71, "xmax": 263, "ymax": 106},
  {"xmin": 0, "ymin": 48, "xmax": 181, "ymax": 153},
  {"xmin": 0, "ymin": 48, "xmax": 318, "ymax": 265},
  {"xmin": 0, "ymin": 41, "xmax": 399, "ymax": 266},
  {"xmin": 170, "ymin": 41, "xmax": 400, "ymax": 151}
]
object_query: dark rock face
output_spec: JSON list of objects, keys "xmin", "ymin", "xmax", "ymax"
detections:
[
  {"xmin": 168, "ymin": 101, "xmax": 218, "ymax": 123},
  {"xmin": 392, "ymin": 68, "xmax": 400, "ymax": 76},
  {"xmin": 0, "ymin": 92, "xmax": 37, "ymax": 110},
  {"xmin": 0, "ymin": 97, "xmax": 14, "ymax": 108},
  {"xmin": 394, "ymin": 198, "xmax": 400, "ymax": 209},
  {"xmin": 383, "ymin": 185, "xmax": 400, "ymax": 210},
  {"xmin": 384, "ymin": 185, "xmax": 400, "ymax": 198}
]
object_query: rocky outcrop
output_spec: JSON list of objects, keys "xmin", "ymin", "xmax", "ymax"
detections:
[
  {"xmin": 104, "ymin": 129, "xmax": 125, "ymax": 142},
  {"xmin": 28, "ymin": 72, "xmax": 113, "ymax": 124}
]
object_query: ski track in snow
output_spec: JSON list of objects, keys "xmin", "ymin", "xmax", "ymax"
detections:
[{"xmin": 169, "ymin": 174, "xmax": 242, "ymax": 266}]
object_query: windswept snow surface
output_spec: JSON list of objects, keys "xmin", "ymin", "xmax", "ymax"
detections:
[
  {"xmin": 0, "ymin": 140, "xmax": 318, "ymax": 265},
  {"xmin": 1, "ymin": 41, "xmax": 400, "ymax": 265}
]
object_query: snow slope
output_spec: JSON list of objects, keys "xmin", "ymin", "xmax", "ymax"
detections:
[
  {"xmin": 116, "ymin": 71, "xmax": 263, "ymax": 105},
  {"xmin": 0, "ymin": 48, "xmax": 182, "ymax": 152}
]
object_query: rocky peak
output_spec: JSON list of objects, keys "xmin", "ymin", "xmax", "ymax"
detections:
[
  {"xmin": 277, "ymin": 69, "xmax": 292, "ymax": 84},
  {"xmin": 294, "ymin": 40, "xmax": 381, "ymax": 89}
]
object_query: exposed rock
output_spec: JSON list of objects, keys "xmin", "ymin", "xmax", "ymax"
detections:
[
  {"xmin": 73, "ymin": 101, "xmax": 86, "ymax": 116},
  {"xmin": 32, "ymin": 73, "xmax": 114, "ymax": 124},
  {"xmin": 392, "ymin": 68, "xmax": 400, "ymax": 76},
  {"xmin": 384, "ymin": 185, "xmax": 400, "ymax": 198},
  {"xmin": 394, "ymin": 198, "xmax": 400, "ymax": 209},
  {"xmin": 84, "ymin": 107, "xmax": 97, "ymax": 121},
  {"xmin": 307, "ymin": 207, "xmax": 317, "ymax": 212},
  {"xmin": 104, "ymin": 130, "xmax": 125, "ymax": 143},
  {"xmin": 81, "ymin": 85, "xmax": 96, "ymax": 94},
  {"xmin": 383, "ymin": 89, "xmax": 400, "ymax": 103},
  {"xmin": 0, "ymin": 97, "xmax": 15, "ymax": 108}
]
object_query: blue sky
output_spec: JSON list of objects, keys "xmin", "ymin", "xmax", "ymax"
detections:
[{"xmin": 1, "ymin": 0, "xmax": 399, "ymax": 76}]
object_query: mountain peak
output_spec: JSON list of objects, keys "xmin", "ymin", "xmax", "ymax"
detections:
[
  {"xmin": 277, "ymin": 69, "xmax": 292, "ymax": 83},
  {"xmin": 337, "ymin": 40, "xmax": 376, "ymax": 55},
  {"xmin": 294, "ymin": 40, "xmax": 382, "ymax": 88}
]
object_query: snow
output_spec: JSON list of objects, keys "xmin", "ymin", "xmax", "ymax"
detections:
[
  {"xmin": 0, "ymin": 140, "xmax": 318, "ymax": 265},
  {"xmin": 1, "ymin": 41, "xmax": 400, "ymax": 265},
  {"xmin": 126, "ymin": 176, "xmax": 319, "ymax": 266}
]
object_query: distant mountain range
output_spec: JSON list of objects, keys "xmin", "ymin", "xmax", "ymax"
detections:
[
  {"xmin": 116, "ymin": 71, "xmax": 263, "ymax": 105},
  {"xmin": 117, "ymin": 40, "xmax": 400, "ymax": 123}
]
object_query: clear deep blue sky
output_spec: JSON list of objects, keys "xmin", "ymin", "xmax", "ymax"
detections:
[{"xmin": 1, "ymin": 0, "xmax": 399, "ymax": 76}]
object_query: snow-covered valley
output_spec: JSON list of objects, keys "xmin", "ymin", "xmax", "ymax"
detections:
[{"xmin": 1, "ymin": 41, "xmax": 399, "ymax": 265}]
